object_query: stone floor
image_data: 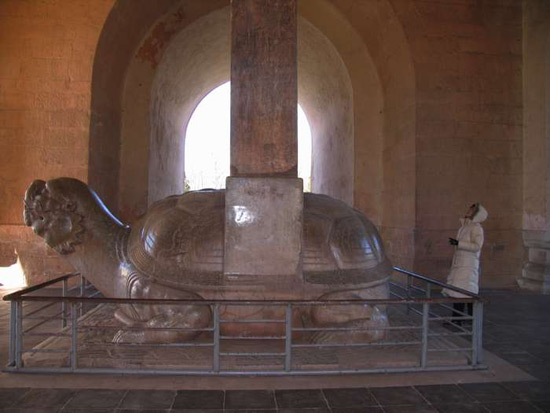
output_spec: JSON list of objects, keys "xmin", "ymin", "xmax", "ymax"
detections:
[{"xmin": 0, "ymin": 288, "xmax": 549, "ymax": 412}]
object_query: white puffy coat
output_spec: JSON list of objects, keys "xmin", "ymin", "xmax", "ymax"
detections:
[{"xmin": 442, "ymin": 205, "xmax": 488, "ymax": 298}]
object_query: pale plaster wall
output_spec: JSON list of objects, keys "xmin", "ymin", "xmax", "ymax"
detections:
[
  {"xmin": 300, "ymin": 0, "xmax": 385, "ymax": 222},
  {"xmin": 331, "ymin": 0, "xmax": 417, "ymax": 268},
  {"xmin": 298, "ymin": 18, "xmax": 354, "ymax": 206},
  {"xmin": 89, "ymin": 0, "xmax": 181, "ymax": 214},
  {"xmin": 121, "ymin": 2, "xmax": 361, "ymax": 215},
  {"xmin": 148, "ymin": 7, "xmax": 231, "ymax": 205}
]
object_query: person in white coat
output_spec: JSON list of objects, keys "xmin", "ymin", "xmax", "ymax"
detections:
[{"xmin": 442, "ymin": 203, "xmax": 488, "ymax": 324}]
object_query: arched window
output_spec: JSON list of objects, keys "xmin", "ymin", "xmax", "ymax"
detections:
[{"xmin": 185, "ymin": 82, "xmax": 312, "ymax": 191}]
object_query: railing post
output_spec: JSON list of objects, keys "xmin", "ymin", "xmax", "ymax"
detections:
[
  {"xmin": 426, "ymin": 283, "xmax": 432, "ymax": 298},
  {"xmin": 420, "ymin": 302, "xmax": 429, "ymax": 368},
  {"xmin": 406, "ymin": 275, "xmax": 412, "ymax": 314},
  {"xmin": 8, "ymin": 301, "xmax": 16, "ymax": 367},
  {"xmin": 62, "ymin": 278, "xmax": 68, "ymax": 328},
  {"xmin": 213, "ymin": 304, "xmax": 220, "ymax": 373},
  {"xmin": 15, "ymin": 300, "xmax": 23, "ymax": 369},
  {"xmin": 79, "ymin": 274, "xmax": 85, "ymax": 317},
  {"xmin": 472, "ymin": 301, "xmax": 483, "ymax": 365},
  {"xmin": 285, "ymin": 304, "xmax": 292, "ymax": 372},
  {"xmin": 71, "ymin": 302, "xmax": 78, "ymax": 370}
]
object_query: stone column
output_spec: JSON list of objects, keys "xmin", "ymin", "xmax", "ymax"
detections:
[
  {"xmin": 519, "ymin": 0, "xmax": 550, "ymax": 294},
  {"xmin": 224, "ymin": 0, "xmax": 303, "ymax": 286},
  {"xmin": 224, "ymin": 0, "xmax": 303, "ymax": 284},
  {"xmin": 230, "ymin": 0, "xmax": 297, "ymax": 177}
]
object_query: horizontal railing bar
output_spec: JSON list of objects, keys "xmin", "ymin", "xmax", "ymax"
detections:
[
  {"xmin": 220, "ymin": 352, "xmax": 285, "ymax": 356},
  {"xmin": 293, "ymin": 325, "xmax": 421, "ymax": 332},
  {"xmin": 393, "ymin": 267, "xmax": 484, "ymax": 300},
  {"xmin": 111, "ymin": 342, "xmax": 214, "ymax": 348},
  {"xmin": 388, "ymin": 283, "xmax": 424, "ymax": 296},
  {"xmin": 25, "ymin": 315, "xmax": 63, "ymax": 321},
  {"xmin": 409, "ymin": 285, "xmax": 427, "ymax": 294},
  {"xmin": 5, "ymin": 295, "xmax": 479, "ymax": 305},
  {"xmin": 2, "ymin": 273, "xmax": 80, "ymax": 300},
  {"xmin": 429, "ymin": 316, "xmax": 473, "ymax": 321},
  {"xmin": 23, "ymin": 310, "xmax": 65, "ymax": 334},
  {"xmin": 428, "ymin": 348, "xmax": 473, "ymax": 353},
  {"xmin": 428, "ymin": 332, "xmax": 472, "ymax": 337},
  {"xmin": 24, "ymin": 332, "xmax": 71, "ymax": 338},
  {"xmin": 3, "ymin": 364, "xmax": 488, "ymax": 376},
  {"xmin": 4, "ymin": 268, "xmax": 485, "ymax": 304},
  {"xmin": 79, "ymin": 325, "xmax": 214, "ymax": 332},
  {"xmin": 220, "ymin": 336, "xmax": 285, "ymax": 340},
  {"xmin": 220, "ymin": 319, "xmax": 285, "ymax": 324},
  {"xmin": 408, "ymin": 305, "xmax": 457, "ymax": 322},
  {"xmin": 22, "ymin": 349, "xmax": 68, "ymax": 354},
  {"xmin": 435, "ymin": 302, "xmax": 471, "ymax": 317},
  {"xmin": 292, "ymin": 341, "xmax": 421, "ymax": 348},
  {"xmin": 388, "ymin": 291, "xmax": 409, "ymax": 301},
  {"xmin": 23, "ymin": 301, "xmax": 59, "ymax": 318}
]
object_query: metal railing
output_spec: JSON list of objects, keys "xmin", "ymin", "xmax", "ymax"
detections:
[{"xmin": 3, "ymin": 267, "xmax": 486, "ymax": 375}]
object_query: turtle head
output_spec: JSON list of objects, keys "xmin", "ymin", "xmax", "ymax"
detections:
[{"xmin": 24, "ymin": 178, "xmax": 87, "ymax": 255}]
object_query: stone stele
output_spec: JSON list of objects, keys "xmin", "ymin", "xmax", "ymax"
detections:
[{"xmin": 24, "ymin": 177, "xmax": 392, "ymax": 344}]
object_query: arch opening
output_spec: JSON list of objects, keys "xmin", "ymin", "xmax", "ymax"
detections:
[{"xmin": 184, "ymin": 82, "xmax": 312, "ymax": 191}]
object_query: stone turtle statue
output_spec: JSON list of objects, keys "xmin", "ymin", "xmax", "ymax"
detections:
[{"xmin": 24, "ymin": 178, "xmax": 392, "ymax": 344}]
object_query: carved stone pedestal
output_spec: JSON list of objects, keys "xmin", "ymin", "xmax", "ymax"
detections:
[
  {"xmin": 224, "ymin": 177, "xmax": 303, "ymax": 288},
  {"xmin": 518, "ymin": 230, "xmax": 550, "ymax": 294}
]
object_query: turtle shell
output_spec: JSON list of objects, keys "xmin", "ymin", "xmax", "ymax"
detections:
[{"xmin": 127, "ymin": 190, "xmax": 391, "ymax": 288}]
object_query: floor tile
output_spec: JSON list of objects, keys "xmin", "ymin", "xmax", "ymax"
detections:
[
  {"xmin": 118, "ymin": 390, "xmax": 175, "ymax": 410},
  {"xmin": 0, "ymin": 388, "xmax": 29, "ymax": 408},
  {"xmin": 170, "ymin": 410, "xmax": 223, "ymax": 413},
  {"xmin": 1, "ymin": 408, "xmax": 69, "ymax": 413},
  {"xmin": 275, "ymin": 389, "xmax": 328, "ymax": 409},
  {"xmin": 517, "ymin": 364, "xmax": 550, "ymax": 381},
  {"xmin": 482, "ymin": 401, "xmax": 543, "ymax": 413},
  {"xmin": 224, "ymin": 410, "xmax": 276, "ymax": 413},
  {"xmin": 500, "ymin": 352, "xmax": 544, "ymax": 365},
  {"xmin": 16, "ymin": 388, "xmax": 75, "ymax": 409},
  {"xmin": 277, "ymin": 409, "xmax": 330, "ymax": 413},
  {"xmin": 331, "ymin": 408, "xmax": 384, "ymax": 413},
  {"xmin": 502, "ymin": 381, "xmax": 550, "ymax": 401},
  {"xmin": 224, "ymin": 390, "xmax": 275, "ymax": 410},
  {"xmin": 415, "ymin": 384, "xmax": 474, "ymax": 404},
  {"xmin": 64, "ymin": 389, "xmax": 126, "ymax": 409},
  {"xmin": 172, "ymin": 390, "xmax": 224, "ymax": 410},
  {"xmin": 223, "ymin": 409, "xmax": 277, "ymax": 413},
  {"xmin": 383, "ymin": 404, "xmax": 438, "ymax": 413},
  {"xmin": 535, "ymin": 401, "xmax": 550, "ymax": 412},
  {"xmin": 370, "ymin": 386, "xmax": 428, "ymax": 406},
  {"xmin": 322, "ymin": 387, "xmax": 377, "ymax": 408},
  {"xmin": 432, "ymin": 403, "xmax": 490, "ymax": 413},
  {"xmin": 459, "ymin": 383, "xmax": 519, "ymax": 402}
]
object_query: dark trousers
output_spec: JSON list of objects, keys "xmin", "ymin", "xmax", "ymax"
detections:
[{"xmin": 452, "ymin": 302, "xmax": 473, "ymax": 325}]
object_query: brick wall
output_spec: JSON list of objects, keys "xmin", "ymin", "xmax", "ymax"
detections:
[
  {"xmin": 390, "ymin": 0, "xmax": 523, "ymax": 285},
  {"xmin": 0, "ymin": 0, "xmax": 113, "ymax": 284}
]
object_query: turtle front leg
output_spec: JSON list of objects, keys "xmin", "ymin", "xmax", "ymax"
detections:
[{"xmin": 112, "ymin": 275, "xmax": 212, "ymax": 344}]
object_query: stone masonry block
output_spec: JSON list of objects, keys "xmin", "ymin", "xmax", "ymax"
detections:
[{"xmin": 224, "ymin": 177, "xmax": 303, "ymax": 281}]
